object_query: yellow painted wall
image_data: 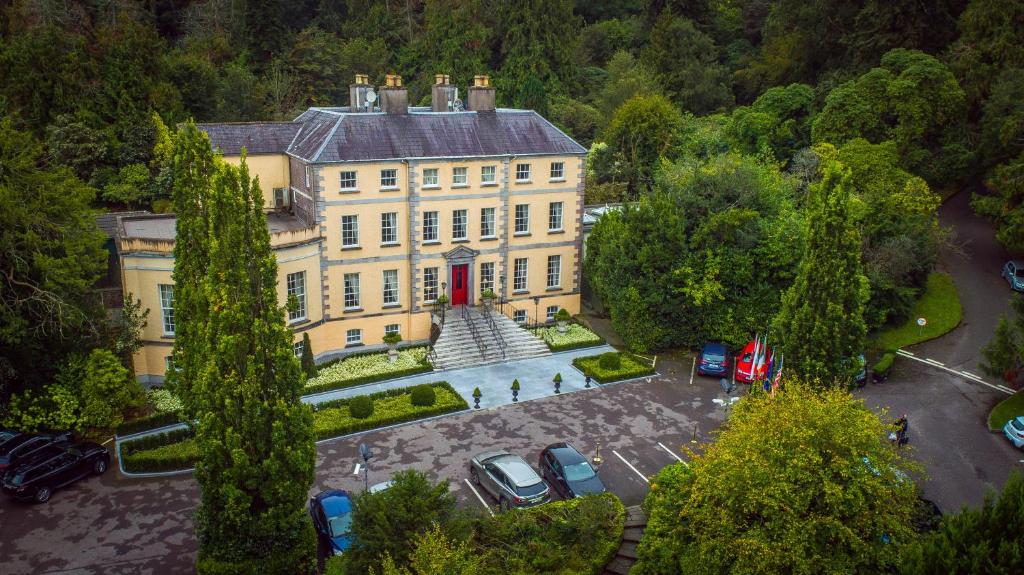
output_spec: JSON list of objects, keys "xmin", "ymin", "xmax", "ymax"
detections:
[
  {"xmin": 325, "ymin": 260, "xmax": 411, "ymax": 317},
  {"xmin": 322, "ymin": 201, "xmax": 409, "ymax": 254},
  {"xmin": 416, "ymin": 197, "xmax": 504, "ymax": 257},
  {"xmin": 319, "ymin": 161, "xmax": 408, "ymax": 197},
  {"xmin": 223, "ymin": 154, "xmax": 291, "ymax": 208},
  {"xmin": 507, "ymin": 192, "xmax": 578, "ymax": 248}
]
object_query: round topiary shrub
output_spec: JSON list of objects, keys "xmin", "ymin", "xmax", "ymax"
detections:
[
  {"xmin": 598, "ymin": 352, "xmax": 622, "ymax": 371},
  {"xmin": 349, "ymin": 396, "xmax": 374, "ymax": 419},
  {"xmin": 410, "ymin": 384, "xmax": 436, "ymax": 407}
]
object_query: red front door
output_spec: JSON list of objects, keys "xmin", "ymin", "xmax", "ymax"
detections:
[{"xmin": 452, "ymin": 264, "xmax": 469, "ymax": 306}]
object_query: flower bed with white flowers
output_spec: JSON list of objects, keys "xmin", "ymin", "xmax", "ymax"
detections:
[
  {"xmin": 536, "ymin": 323, "xmax": 605, "ymax": 352},
  {"xmin": 116, "ymin": 388, "xmax": 187, "ymax": 436},
  {"xmin": 304, "ymin": 346, "xmax": 433, "ymax": 395}
]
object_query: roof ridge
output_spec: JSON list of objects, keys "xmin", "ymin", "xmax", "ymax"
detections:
[{"xmin": 312, "ymin": 114, "xmax": 345, "ymax": 163}]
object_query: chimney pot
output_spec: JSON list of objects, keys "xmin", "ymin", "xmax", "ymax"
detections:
[
  {"xmin": 380, "ymin": 75, "xmax": 408, "ymax": 114},
  {"xmin": 435, "ymin": 74, "xmax": 450, "ymax": 85},
  {"xmin": 473, "ymin": 75, "xmax": 490, "ymax": 88},
  {"xmin": 349, "ymin": 73, "xmax": 373, "ymax": 112},
  {"xmin": 468, "ymin": 74, "xmax": 496, "ymax": 112}
]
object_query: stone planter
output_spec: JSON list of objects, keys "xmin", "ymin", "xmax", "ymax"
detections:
[
  {"xmin": 557, "ymin": 319, "xmax": 568, "ymax": 333},
  {"xmin": 387, "ymin": 346, "xmax": 399, "ymax": 363},
  {"xmin": 482, "ymin": 297, "xmax": 495, "ymax": 310}
]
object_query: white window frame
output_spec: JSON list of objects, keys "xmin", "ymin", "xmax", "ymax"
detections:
[
  {"xmin": 159, "ymin": 284, "xmax": 174, "ymax": 335},
  {"xmin": 480, "ymin": 262, "xmax": 495, "ymax": 294},
  {"xmin": 513, "ymin": 258, "xmax": 528, "ymax": 293},
  {"xmin": 550, "ymin": 161, "xmax": 565, "ymax": 181},
  {"xmin": 381, "ymin": 212, "xmax": 398, "ymax": 245},
  {"xmin": 546, "ymin": 305, "xmax": 560, "ymax": 321},
  {"xmin": 382, "ymin": 269, "xmax": 400, "ymax": 306},
  {"xmin": 346, "ymin": 329, "xmax": 363, "ymax": 345},
  {"xmin": 481, "ymin": 207, "xmax": 495, "ymax": 238},
  {"xmin": 339, "ymin": 171, "xmax": 357, "ymax": 191},
  {"xmin": 547, "ymin": 255, "xmax": 561, "ymax": 288},
  {"xmin": 452, "ymin": 209, "xmax": 468, "ymax": 240},
  {"xmin": 481, "ymin": 165, "xmax": 497, "ymax": 185},
  {"xmin": 423, "ymin": 211, "xmax": 439, "ymax": 242},
  {"xmin": 424, "ymin": 267, "xmax": 439, "ymax": 302},
  {"xmin": 293, "ymin": 341, "xmax": 304, "ymax": 358},
  {"xmin": 384, "ymin": 323, "xmax": 400, "ymax": 336},
  {"xmin": 514, "ymin": 204, "xmax": 530, "ymax": 235},
  {"xmin": 422, "ymin": 168, "xmax": 439, "ymax": 188},
  {"xmin": 452, "ymin": 167, "xmax": 468, "ymax": 186},
  {"xmin": 513, "ymin": 309, "xmax": 527, "ymax": 324},
  {"xmin": 344, "ymin": 273, "xmax": 361, "ymax": 310},
  {"xmin": 515, "ymin": 163, "xmax": 531, "ymax": 182},
  {"xmin": 548, "ymin": 201, "xmax": 563, "ymax": 232},
  {"xmin": 287, "ymin": 271, "xmax": 307, "ymax": 322},
  {"xmin": 341, "ymin": 215, "xmax": 359, "ymax": 248},
  {"xmin": 380, "ymin": 168, "xmax": 398, "ymax": 189}
]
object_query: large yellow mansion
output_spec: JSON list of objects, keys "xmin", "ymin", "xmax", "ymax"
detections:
[{"xmin": 118, "ymin": 75, "xmax": 586, "ymax": 383}]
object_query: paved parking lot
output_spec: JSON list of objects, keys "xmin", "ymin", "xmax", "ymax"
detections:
[{"xmin": 0, "ymin": 351, "xmax": 722, "ymax": 574}]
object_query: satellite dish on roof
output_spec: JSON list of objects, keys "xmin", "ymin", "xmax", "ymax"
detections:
[
  {"xmin": 453, "ymin": 98, "xmax": 464, "ymax": 112},
  {"xmin": 365, "ymin": 89, "xmax": 377, "ymax": 103}
]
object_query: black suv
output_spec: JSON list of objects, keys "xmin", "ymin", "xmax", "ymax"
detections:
[
  {"xmin": 0, "ymin": 431, "xmax": 72, "ymax": 473},
  {"xmin": 1, "ymin": 442, "xmax": 109, "ymax": 503}
]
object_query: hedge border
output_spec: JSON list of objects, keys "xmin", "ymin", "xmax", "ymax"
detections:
[
  {"xmin": 116, "ymin": 409, "xmax": 186, "ymax": 436},
  {"xmin": 572, "ymin": 352, "xmax": 656, "ymax": 384},
  {"xmin": 304, "ymin": 360, "xmax": 433, "ymax": 395},
  {"xmin": 537, "ymin": 323, "xmax": 606, "ymax": 353},
  {"xmin": 120, "ymin": 427, "xmax": 197, "ymax": 473},
  {"xmin": 314, "ymin": 344, "xmax": 429, "ymax": 372}
]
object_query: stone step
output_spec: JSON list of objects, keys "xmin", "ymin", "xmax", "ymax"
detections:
[
  {"xmin": 618, "ymin": 542, "xmax": 638, "ymax": 560},
  {"xmin": 602, "ymin": 556, "xmax": 633, "ymax": 575}
]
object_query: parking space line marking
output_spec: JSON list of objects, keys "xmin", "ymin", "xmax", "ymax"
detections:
[
  {"xmin": 612, "ymin": 450, "xmax": 650, "ymax": 484},
  {"xmin": 925, "ymin": 358, "xmax": 945, "ymax": 366},
  {"xmin": 896, "ymin": 350, "xmax": 1011, "ymax": 395},
  {"xmin": 102, "ymin": 437, "xmax": 114, "ymax": 446},
  {"xmin": 962, "ymin": 370, "xmax": 981, "ymax": 379},
  {"xmin": 463, "ymin": 478, "xmax": 495, "ymax": 517},
  {"xmin": 352, "ymin": 463, "xmax": 361, "ymax": 475},
  {"xmin": 689, "ymin": 357, "xmax": 696, "ymax": 385},
  {"xmin": 657, "ymin": 442, "xmax": 685, "ymax": 465}
]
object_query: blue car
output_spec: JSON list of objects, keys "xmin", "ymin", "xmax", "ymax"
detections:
[
  {"xmin": 1002, "ymin": 261, "xmax": 1024, "ymax": 292},
  {"xmin": 1003, "ymin": 416, "xmax": 1024, "ymax": 449},
  {"xmin": 309, "ymin": 490, "xmax": 353, "ymax": 556},
  {"xmin": 697, "ymin": 343, "xmax": 728, "ymax": 377}
]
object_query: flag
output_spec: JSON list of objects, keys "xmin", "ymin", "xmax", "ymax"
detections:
[
  {"xmin": 751, "ymin": 333, "xmax": 761, "ymax": 381},
  {"xmin": 772, "ymin": 354, "xmax": 784, "ymax": 391},
  {"xmin": 763, "ymin": 354, "xmax": 775, "ymax": 392}
]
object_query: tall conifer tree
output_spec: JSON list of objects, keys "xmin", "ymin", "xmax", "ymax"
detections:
[
  {"xmin": 170, "ymin": 123, "xmax": 316, "ymax": 573},
  {"xmin": 774, "ymin": 161, "xmax": 869, "ymax": 386}
]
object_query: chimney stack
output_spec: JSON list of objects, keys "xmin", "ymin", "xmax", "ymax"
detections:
[
  {"xmin": 467, "ymin": 75, "xmax": 495, "ymax": 112},
  {"xmin": 431, "ymin": 74, "xmax": 460, "ymax": 112},
  {"xmin": 379, "ymin": 74, "xmax": 408, "ymax": 114},
  {"xmin": 349, "ymin": 74, "xmax": 373, "ymax": 113}
]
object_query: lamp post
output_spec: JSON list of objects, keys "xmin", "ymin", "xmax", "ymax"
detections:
[
  {"xmin": 358, "ymin": 443, "xmax": 373, "ymax": 492},
  {"xmin": 533, "ymin": 295, "xmax": 540, "ymax": 334},
  {"xmin": 499, "ymin": 274, "xmax": 506, "ymax": 313},
  {"xmin": 440, "ymin": 281, "xmax": 448, "ymax": 323},
  {"xmin": 593, "ymin": 442, "xmax": 603, "ymax": 468}
]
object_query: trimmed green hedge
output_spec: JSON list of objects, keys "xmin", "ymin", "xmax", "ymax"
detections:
[
  {"xmin": 116, "ymin": 409, "xmax": 186, "ymax": 436},
  {"xmin": 304, "ymin": 347, "xmax": 433, "ymax": 395},
  {"xmin": 475, "ymin": 492, "xmax": 625, "ymax": 574},
  {"xmin": 536, "ymin": 323, "xmax": 606, "ymax": 352},
  {"xmin": 196, "ymin": 521, "xmax": 317, "ymax": 575},
  {"xmin": 573, "ymin": 352, "xmax": 655, "ymax": 384},
  {"xmin": 119, "ymin": 383, "xmax": 468, "ymax": 473},
  {"xmin": 120, "ymin": 427, "xmax": 197, "ymax": 473},
  {"xmin": 312, "ymin": 382, "xmax": 467, "ymax": 441}
]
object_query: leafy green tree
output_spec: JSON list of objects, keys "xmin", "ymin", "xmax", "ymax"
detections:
[
  {"xmin": 973, "ymin": 153, "xmax": 1024, "ymax": 253},
  {"xmin": 900, "ymin": 472, "xmax": 1024, "ymax": 575},
  {"xmin": 980, "ymin": 295, "xmax": 1024, "ymax": 387},
  {"xmin": 44, "ymin": 114, "xmax": 111, "ymax": 186},
  {"xmin": 0, "ymin": 121, "xmax": 106, "ymax": 401},
  {"xmin": 170, "ymin": 124, "xmax": 316, "ymax": 573},
  {"xmin": 342, "ymin": 470, "xmax": 463, "ymax": 574},
  {"xmin": 603, "ymin": 94, "xmax": 683, "ymax": 195},
  {"xmin": 549, "ymin": 96, "xmax": 601, "ymax": 145},
  {"xmin": 726, "ymin": 83, "xmax": 814, "ymax": 163},
  {"xmin": 774, "ymin": 161, "xmax": 868, "ymax": 386},
  {"xmin": 642, "ymin": 11, "xmax": 733, "ymax": 114},
  {"xmin": 812, "ymin": 49, "xmax": 967, "ymax": 185},
  {"xmin": 114, "ymin": 294, "xmax": 149, "ymax": 360},
  {"xmin": 285, "ymin": 28, "xmax": 390, "ymax": 107},
  {"xmin": 414, "ymin": 0, "xmax": 492, "ymax": 95},
  {"xmin": 80, "ymin": 347, "xmax": 144, "ymax": 430},
  {"xmin": 577, "ymin": 17, "xmax": 644, "ymax": 66},
  {"xmin": 373, "ymin": 524, "xmax": 479, "ymax": 575},
  {"xmin": 300, "ymin": 332, "xmax": 316, "ymax": 380},
  {"xmin": 494, "ymin": 0, "xmax": 581, "ymax": 99},
  {"xmin": 633, "ymin": 383, "xmax": 919, "ymax": 575},
  {"xmin": 102, "ymin": 163, "xmax": 154, "ymax": 209},
  {"xmin": 591, "ymin": 50, "xmax": 660, "ymax": 120},
  {"xmin": 947, "ymin": 0, "xmax": 1024, "ymax": 114}
]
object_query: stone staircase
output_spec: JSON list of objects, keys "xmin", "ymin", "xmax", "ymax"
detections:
[
  {"xmin": 603, "ymin": 505, "xmax": 648, "ymax": 575},
  {"xmin": 431, "ymin": 305, "xmax": 550, "ymax": 370}
]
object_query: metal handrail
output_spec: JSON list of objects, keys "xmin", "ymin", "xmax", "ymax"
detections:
[
  {"xmin": 460, "ymin": 304, "xmax": 488, "ymax": 358},
  {"xmin": 480, "ymin": 304, "xmax": 507, "ymax": 359},
  {"xmin": 426, "ymin": 302, "xmax": 447, "ymax": 365}
]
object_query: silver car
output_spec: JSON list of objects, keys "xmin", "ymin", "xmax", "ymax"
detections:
[{"xmin": 469, "ymin": 450, "xmax": 550, "ymax": 511}]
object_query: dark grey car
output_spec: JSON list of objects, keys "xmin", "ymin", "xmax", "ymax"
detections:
[
  {"xmin": 1003, "ymin": 260, "xmax": 1024, "ymax": 292},
  {"xmin": 469, "ymin": 450, "xmax": 550, "ymax": 511}
]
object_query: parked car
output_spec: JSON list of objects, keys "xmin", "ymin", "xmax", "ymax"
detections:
[
  {"xmin": 1003, "ymin": 260, "xmax": 1024, "ymax": 292},
  {"xmin": 1, "ymin": 442, "xmax": 109, "ymax": 503},
  {"xmin": 309, "ymin": 490, "xmax": 354, "ymax": 556},
  {"xmin": 538, "ymin": 443, "xmax": 605, "ymax": 499},
  {"xmin": 735, "ymin": 341, "xmax": 773, "ymax": 383},
  {"xmin": 849, "ymin": 354, "xmax": 867, "ymax": 387},
  {"xmin": 469, "ymin": 450, "xmax": 550, "ymax": 511},
  {"xmin": 697, "ymin": 343, "xmax": 728, "ymax": 377},
  {"xmin": 368, "ymin": 480, "xmax": 394, "ymax": 494},
  {"xmin": 1003, "ymin": 416, "xmax": 1024, "ymax": 449},
  {"xmin": 0, "ymin": 431, "xmax": 72, "ymax": 472}
]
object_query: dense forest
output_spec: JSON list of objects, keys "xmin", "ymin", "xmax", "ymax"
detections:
[{"xmin": 2, "ymin": 0, "xmax": 1023, "ymax": 394}]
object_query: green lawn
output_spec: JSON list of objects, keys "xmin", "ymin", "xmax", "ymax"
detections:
[
  {"xmin": 874, "ymin": 272, "xmax": 962, "ymax": 351},
  {"xmin": 573, "ymin": 352, "xmax": 656, "ymax": 383},
  {"xmin": 988, "ymin": 391, "xmax": 1024, "ymax": 431}
]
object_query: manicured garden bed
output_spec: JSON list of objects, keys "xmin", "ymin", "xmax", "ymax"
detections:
[
  {"xmin": 988, "ymin": 390, "xmax": 1024, "ymax": 431},
  {"xmin": 536, "ymin": 323, "xmax": 605, "ymax": 352},
  {"xmin": 573, "ymin": 351, "xmax": 655, "ymax": 383},
  {"xmin": 875, "ymin": 272, "xmax": 961, "ymax": 351},
  {"xmin": 116, "ymin": 388, "xmax": 186, "ymax": 436},
  {"xmin": 118, "ymin": 382, "xmax": 467, "ymax": 473},
  {"xmin": 304, "ymin": 347, "xmax": 432, "ymax": 395}
]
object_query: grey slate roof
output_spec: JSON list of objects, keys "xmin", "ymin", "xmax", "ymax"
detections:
[
  {"xmin": 95, "ymin": 211, "xmax": 149, "ymax": 238},
  {"xmin": 199, "ymin": 108, "xmax": 586, "ymax": 163},
  {"xmin": 197, "ymin": 122, "xmax": 302, "ymax": 155}
]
